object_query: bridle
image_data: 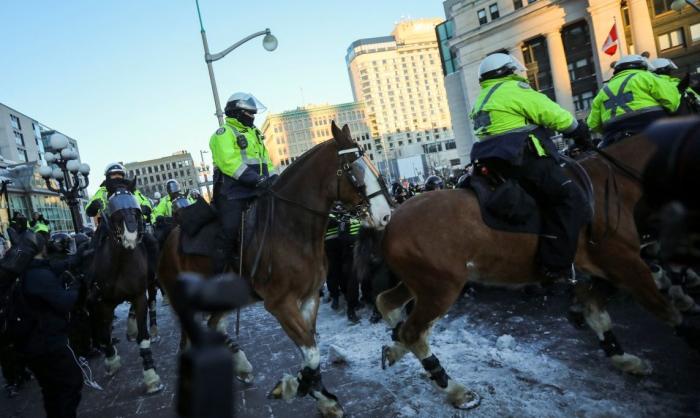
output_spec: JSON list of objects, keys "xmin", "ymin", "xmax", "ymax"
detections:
[
  {"xmin": 269, "ymin": 144, "xmax": 390, "ymax": 217},
  {"xmin": 102, "ymin": 189, "xmax": 144, "ymax": 246}
]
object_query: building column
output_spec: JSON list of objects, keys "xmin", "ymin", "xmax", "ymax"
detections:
[
  {"xmin": 627, "ymin": 0, "xmax": 657, "ymax": 58},
  {"xmin": 546, "ymin": 30, "xmax": 576, "ymax": 114}
]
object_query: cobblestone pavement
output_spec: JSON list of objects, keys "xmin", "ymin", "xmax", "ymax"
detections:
[{"xmin": 2, "ymin": 283, "xmax": 699, "ymax": 417}]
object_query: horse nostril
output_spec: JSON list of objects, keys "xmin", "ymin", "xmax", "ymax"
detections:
[{"xmin": 382, "ymin": 214, "xmax": 391, "ymax": 224}]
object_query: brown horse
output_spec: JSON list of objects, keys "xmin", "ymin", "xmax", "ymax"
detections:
[
  {"xmin": 357, "ymin": 131, "xmax": 697, "ymax": 409},
  {"xmin": 158, "ymin": 123, "xmax": 392, "ymax": 417}
]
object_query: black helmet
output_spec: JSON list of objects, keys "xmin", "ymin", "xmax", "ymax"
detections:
[
  {"xmin": 73, "ymin": 232, "xmax": 90, "ymax": 249},
  {"xmin": 165, "ymin": 179, "xmax": 180, "ymax": 196},
  {"xmin": 48, "ymin": 232, "xmax": 73, "ymax": 254},
  {"xmin": 424, "ymin": 176, "xmax": 444, "ymax": 191}
]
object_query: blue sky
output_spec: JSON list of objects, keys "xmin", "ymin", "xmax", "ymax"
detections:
[{"xmin": 0, "ymin": 0, "xmax": 444, "ymax": 193}]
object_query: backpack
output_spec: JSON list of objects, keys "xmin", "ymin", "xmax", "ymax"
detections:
[{"xmin": 0, "ymin": 269, "xmax": 41, "ymax": 344}]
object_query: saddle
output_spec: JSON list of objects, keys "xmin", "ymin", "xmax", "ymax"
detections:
[
  {"xmin": 177, "ymin": 198, "xmax": 256, "ymax": 258},
  {"xmin": 463, "ymin": 156, "xmax": 594, "ymax": 235}
]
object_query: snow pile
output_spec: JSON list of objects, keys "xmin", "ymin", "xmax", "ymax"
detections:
[{"xmin": 496, "ymin": 334, "xmax": 515, "ymax": 350}]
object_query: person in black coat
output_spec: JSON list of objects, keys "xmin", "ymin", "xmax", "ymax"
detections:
[{"xmin": 18, "ymin": 235, "xmax": 83, "ymax": 418}]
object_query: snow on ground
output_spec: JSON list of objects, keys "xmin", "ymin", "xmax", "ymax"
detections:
[{"xmin": 313, "ymin": 300, "xmax": 688, "ymax": 418}]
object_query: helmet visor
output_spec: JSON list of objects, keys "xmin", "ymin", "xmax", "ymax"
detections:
[{"xmin": 227, "ymin": 92, "xmax": 267, "ymax": 113}]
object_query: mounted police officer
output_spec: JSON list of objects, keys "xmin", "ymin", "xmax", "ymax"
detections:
[
  {"xmin": 30, "ymin": 212, "xmax": 50, "ymax": 235},
  {"xmin": 152, "ymin": 179, "xmax": 194, "ymax": 223},
  {"xmin": 651, "ymin": 57, "xmax": 700, "ymax": 112},
  {"xmin": 587, "ymin": 55, "xmax": 681, "ymax": 147},
  {"xmin": 209, "ymin": 92, "xmax": 274, "ymax": 274},
  {"xmin": 469, "ymin": 53, "xmax": 589, "ymax": 282}
]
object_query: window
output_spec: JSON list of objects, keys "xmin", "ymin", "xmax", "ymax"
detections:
[
  {"xmin": 690, "ymin": 23, "xmax": 700, "ymax": 43},
  {"xmin": 653, "ymin": 0, "xmax": 674, "ymax": 15},
  {"xmin": 477, "ymin": 9, "xmax": 487, "ymax": 25},
  {"xmin": 658, "ymin": 29, "xmax": 685, "ymax": 51},
  {"xmin": 148, "ymin": 167, "xmax": 152, "ymax": 174},
  {"xmin": 513, "ymin": 0, "xmax": 523, "ymax": 9},
  {"xmin": 160, "ymin": 164, "xmax": 165, "ymax": 171},
  {"xmin": 17, "ymin": 148, "xmax": 27, "ymax": 162},
  {"xmin": 573, "ymin": 91, "xmax": 595, "ymax": 112},
  {"xmin": 10, "ymin": 115, "xmax": 21, "ymax": 130},
  {"xmin": 522, "ymin": 36, "xmax": 555, "ymax": 100},
  {"xmin": 489, "ymin": 3, "xmax": 500, "ymax": 20},
  {"xmin": 14, "ymin": 131, "xmax": 24, "ymax": 146}
]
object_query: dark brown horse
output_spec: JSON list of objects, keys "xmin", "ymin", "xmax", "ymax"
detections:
[
  {"xmin": 158, "ymin": 123, "xmax": 392, "ymax": 417},
  {"xmin": 89, "ymin": 186, "xmax": 163, "ymax": 394},
  {"xmin": 357, "ymin": 132, "xmax": 697, "ymax": 409}
]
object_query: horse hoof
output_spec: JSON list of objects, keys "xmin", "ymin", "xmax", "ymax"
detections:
[
  {"xmin": 317, "ymin": 397, "xmax": 344, "ymax": 418},
  {"xmin": 236, "ymin": 373, "xmax": 254, "ymax": 384},
  {"xmin": 611, "ymin": 354, "xmax": 653, "ymax": 376},
  {"xmin": 104, "ymin": 354, "xmax": 122, "ymax": 376},
  {"xmin": 446, "ymin": 381, "xmax": 481, "ymax": 410},
  {"xmin": 267, "ymin": 374, "xmax": 299, "ymax": 401},
  {"xmin": 150, "ymin": 335, "xmax": 162, "ymax": 344},
  {"xmin": 233, "ymin": 350, "xmax": 254, "ymax": 384},
  {"xmin": 125, "ymin": 335, "xmax": 136, "ymax": 342},
  {"xmin": 143, "ymin": 369, "xmax": 164, "ymax": 394}
]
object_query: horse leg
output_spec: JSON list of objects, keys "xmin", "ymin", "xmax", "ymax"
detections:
[
  {"xmin": 147, "ymin": 282, "xmax": 160, "ymax": 342},
  {"xmin": 126, "ymin": 304, "xmax": 138, "ymax": 342},
  {"xmin": 395, "ymin": 287, "xmax": 480, "ymax": 409},
  {"xmin": 98, "ymin": 303, "xmax": 121, "ymax": 376},
  {"xmin": 267, "ymin": 296, "xmax": 344, "ymax": 418},
  {"xmin": 597, "ymin": 251, "xmax": 700, "ymax": 349},
  {"xmin": 134, "ymin": 293, "xmax": 163, "ymax": 394},
  {"xmin": 207, "ymin": 311, "xmax": 254, "ymax": 383},
  {"xmin": 376, "ymin": 282, "xmax": 414, "ymax": 367},
  {"xmin": 574, "ymin": 278, "xmax": 652, "ymax": 375}
]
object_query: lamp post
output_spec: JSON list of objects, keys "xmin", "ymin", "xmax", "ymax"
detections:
[
  {"xmin": 39, "ymin": 133, "xmax": 91, "ymax": 233},
  {"xmin": 199, "ymin": 149, "xmax": 212, "ymax": 200},
  {"xmin": 672, "ymin": 0, "xmax": 700, "ymax": 12},
  {"xmin": 195, "ymin": 0, "xmax": 278, "ymax": 126}
]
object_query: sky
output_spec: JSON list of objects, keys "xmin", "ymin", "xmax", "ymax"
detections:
[{"xmin": 0, "ymin": 0, "xmax": 445, "ymax": 194}]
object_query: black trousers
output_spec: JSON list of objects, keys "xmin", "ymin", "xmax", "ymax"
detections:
[
  {"xmin": 326, "ymin": 238, "xmax": 360, "ymax": 309},
  {"xmin": 26, "ymin": 345, "xmax": 83, "ymax": 418},
  {"xmin": 213, "ymin": 196, "xmax": 250, "ymax": 271},
  {"xmin": 494, "ymin": 149, "xmax": 585, "ymax": 270},
  {"xmin": 0, "ymin": 335, "xmax": 27, "ymax": 386}
]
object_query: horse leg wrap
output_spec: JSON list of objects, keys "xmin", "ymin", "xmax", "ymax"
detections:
[
  {"xmin": 139, "ymin": 348, "xmax": 156, "ymax": 371},
  {"xmin": 297, "ymin": 366, "xmax": 322, "ymax": 397},
  {"xmin": 421, "ymin": 355, "xmax": 450, "ymax": 389},
  {"xmin": 391, "ymin": 321, "xmax": 404, "ymax": 342},
  {"xmin": 600, "ymin": 330, "xmax": 624, "ymax": 357}
]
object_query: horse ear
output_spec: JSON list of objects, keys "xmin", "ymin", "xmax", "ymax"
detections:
[
  {"xmin": 341, "ymin": 124, "xmax": 352, "ymax": 141},
  {"xmin": 331, "ymin": 120, "xmax": 342, "ymax": 141}
]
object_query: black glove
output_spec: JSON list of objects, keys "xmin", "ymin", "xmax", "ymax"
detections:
[
  {"xmin": 565, "ymin": 120, "xmax": 592, "ymax": 150},
  {"xmin": 141, "ymin": 205, "xmax": 152, "ymax": 218},
  {"xmin": 86, "ymin": 200, "xmax": 103, "ymax": 217},
  {"xmin": 255, "ymin": 176, "xmax": 273, "ymax": 190}
]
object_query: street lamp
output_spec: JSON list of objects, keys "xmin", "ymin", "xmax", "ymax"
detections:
[
  {"xmin": 671, "ymin": 0, "xmax": 700, "ymax": 12},
  {"xmin": 39, "ymin": 133, "xmax": 90, "ymax": 233},
  {"xmin": 195, "ymin": 0, "xmax": 278, "ymax": 126}
]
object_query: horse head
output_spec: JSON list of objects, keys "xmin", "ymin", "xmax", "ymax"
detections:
[
  {"xmin": 105, "ymin": 187, "xmax": 143, "ymax": 250},
  {"xmin": 330, "ymin": 121, "xmax": 393, "ymax": 229}
]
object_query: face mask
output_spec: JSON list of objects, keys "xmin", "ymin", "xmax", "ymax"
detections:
[{"xmin": 236, "ymin": 110, "xmax": 256, "ymax": 127}]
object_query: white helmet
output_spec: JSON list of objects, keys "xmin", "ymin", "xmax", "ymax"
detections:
[
  {"xmin": 225, "ymin": 92, "xmax": 267, "ymax": 113},
  {"xmin": 153, "ymin": 192, "xmax": 161, "ymax": 200},
  {"xmin": 613, "ymin": 55, "xmax": 650, "ymax": 73},
  {"xmin": 104, "ymin": 162, "xmax": 126, "ymax": 177},
  {"xmin": 478, "ymin": 53, "xmax": 526, "ymax": 81},
  {"xmin": 650, "ymin": 58, "xmax": 678, "ymax": 74}
]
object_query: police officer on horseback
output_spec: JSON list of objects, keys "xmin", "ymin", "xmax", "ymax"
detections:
[
  {"xmin": 209, "ymin": 92, "xmax": 274, "ymax": 274},
  {"xmin": 587, "ymin": 55, "xmax": 681, "ymax": 147},
  {"xmin": 651, "ymin": 57, "xmax": 700, "ymax": 113},
  {"xmin": 469, "ymin": 53, "xmax": 589, "ymax": 281},
  {"xmin": 152, "ymin": 179, "xmax": 194, "ymax": 223}
]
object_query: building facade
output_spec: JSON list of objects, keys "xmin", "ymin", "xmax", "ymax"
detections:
[
  {"xmin": 261, "ymin": 102, "xmax": 374, "ymax": 171},
  {"xmin": 440, "ymin": 0, "xmax": 700, "ymax": 160},
  {"xmin": 346, "ymin": 19, "xmax": 462, "ymax": 180},
  {"xmin": 0, "ymin": 103, "xmax": 90, "ymax": 233},
  {"xmin": 124, "ymin": 151, "xmax": 199, "ymax": 199}
]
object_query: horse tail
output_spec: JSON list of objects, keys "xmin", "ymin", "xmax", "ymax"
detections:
[{"xmin": 353, "ymin": 225, "xmax": 386, "ymax": 286}]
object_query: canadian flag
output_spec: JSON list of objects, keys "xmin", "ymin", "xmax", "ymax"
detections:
[{"xmin": 602, "ymin": 23, "xmax": 619, "ymax": 56}]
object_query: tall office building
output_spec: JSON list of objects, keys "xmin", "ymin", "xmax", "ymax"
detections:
[
  {"xmin": 346, "ymin": 19, "xmax": 462, "ymax": 181},
  {"xmin": 124, "ymin": 151, "xmax": 199, "ymax": 199},
  {"xmin": 438, "ymin": 0, "xmax": 700, "ymax": 161},
  {"xmin": 261, "ymin": 102, "xmax": 374, "ymax": 171},
  {"xmin": 0, "ymin": 103, "xmax": 90, "ymax": 232}
]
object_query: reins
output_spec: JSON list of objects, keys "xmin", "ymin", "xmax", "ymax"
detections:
[{"xmin": 591, "ymin": 147, "xmax": 643, "ymax": 183}]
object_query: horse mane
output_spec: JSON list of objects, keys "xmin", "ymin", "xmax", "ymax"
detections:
[{"xmin": 273, "ymin": 139, "xmax": 332, "ymax": 188}]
